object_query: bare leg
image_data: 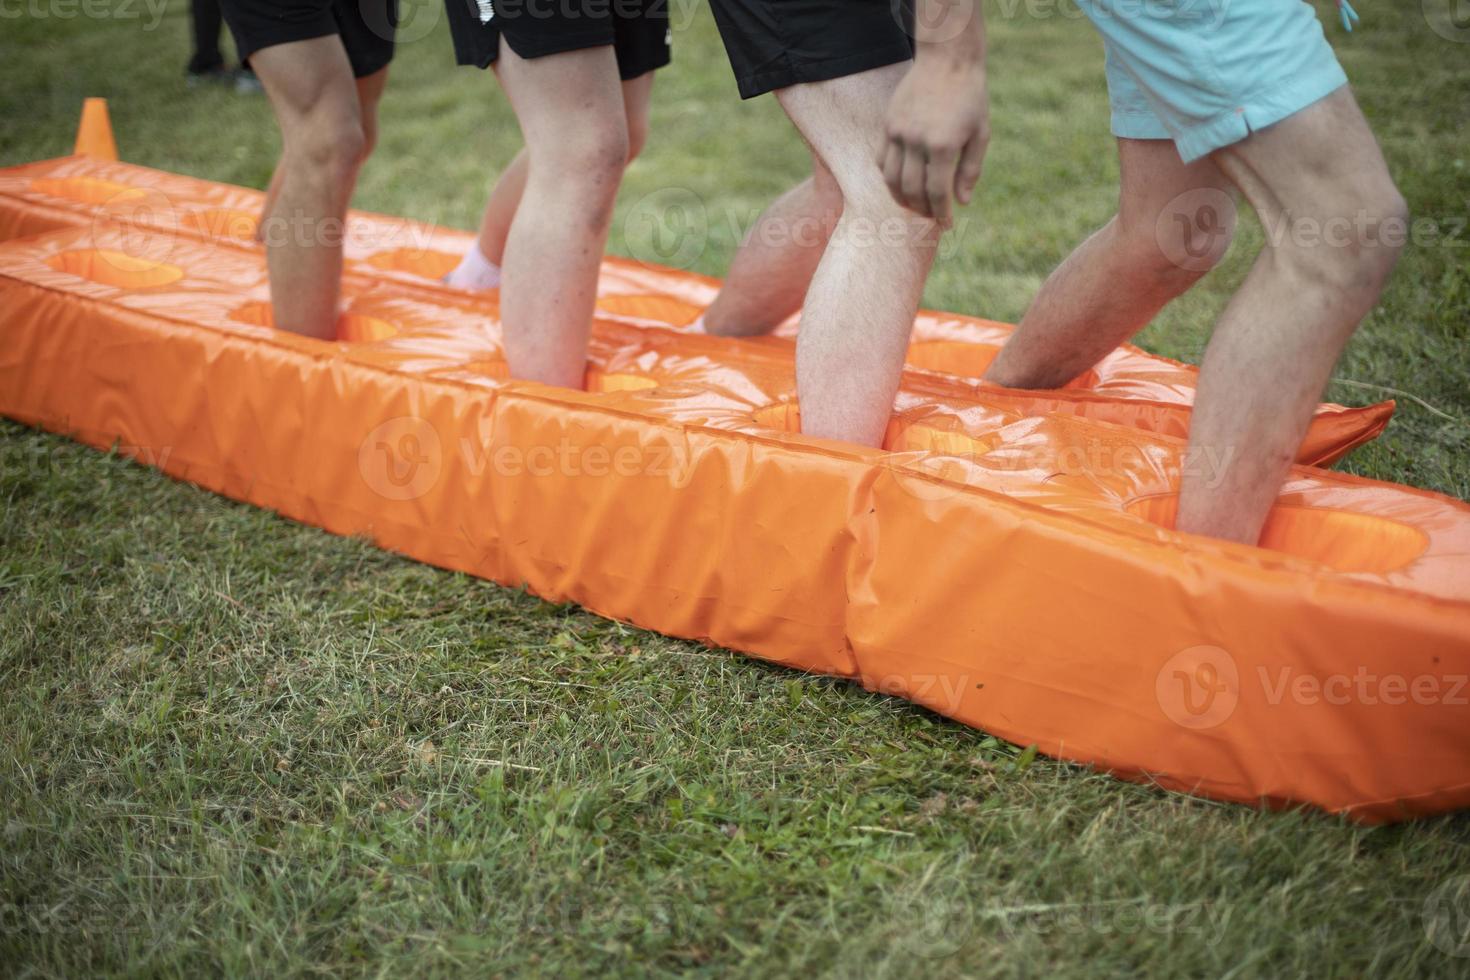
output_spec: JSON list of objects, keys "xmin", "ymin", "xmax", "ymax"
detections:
[
  {"xmin": 257, "ymin": 67, "xmax": 385, "ymax": 245},
  {"xmin": 473, "ymin": 149, "xmax": 529, "ymax": 267},
  {"xmin": 256, "ymin": 162, "xmax": 283, "ymax": 242},
  {"xmin": 985, "ymin": 139, "xmax": 1237, "ymax": 388},
  {"xmin": 248, "ymin": 37, "xmax": 367, "ymax": 338},
  {"xmin": 775, "ymin": 63, "xmax": 940, "ymax": 445},
  {"xmin": 492, "ymin": 42, "xmax": 630, "ymax": 386},
  {"xmin": 1179, "ymin": 88, "xmax": 1405, "ymax": 542},
  {"xmin": 447, "ymin": 72, "xmax": 654, "ymax": 293},
  {"xmin": 703, "ymin": 169, "xmax": 843, "ymax": 337}
]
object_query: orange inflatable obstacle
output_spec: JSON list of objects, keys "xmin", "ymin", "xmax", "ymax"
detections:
[
  {"xmin": 0, "ymin": 151, "xmax": 1394, "ymax": 464},
  {"xmin": 2, "ymin": 204, "xmax": 1468, "ymax": 822}
]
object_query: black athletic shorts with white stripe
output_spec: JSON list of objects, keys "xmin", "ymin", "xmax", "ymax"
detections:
[{"xmin": 445, "ymin": 0, "xmax": 671, "ymax": 81}]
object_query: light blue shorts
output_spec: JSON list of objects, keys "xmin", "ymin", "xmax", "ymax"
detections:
[{"xmin": 1074, "ymin": 0, "xmax": 1350, "ymax": 163}]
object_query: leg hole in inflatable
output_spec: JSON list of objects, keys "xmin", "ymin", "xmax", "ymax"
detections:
[
  {"xmin": 752, "ymin": 403, "xmax": 998, "ymax": 456},
  {"xmin": 29, "ymin": 177, "xmax": 148, "ymax": 206},
  {"xmin": 47, "ymin": 249, "xmax": 184, "ymax": 289},
  {"xmin": 586, "ymin": 369, "xmax": 660, "ymax": 393},
  {"xmin": 595, "ymin": 294, "xmax": 704, "ymax": 327},
  {"xmin": 182, "ymin": 208, "xmax": 259, "ymax": 241},
  {"xmin": 228, "ymin": 300, "xmax": 399, "ymax": 342},
  {"xmin": 906, "ymin": 340, "xmax": 1100, "ymax": 389},
  {"xmin": 434, "ymin": 360, "xmax": 658, "ymax": 391},
  {"xmin": 1127, "ymin": 493, "xmax": 1429, "ymax": 573},
  {"xmin": 361, "ymin": 248, "xmax": 461, "ymax": 280}
]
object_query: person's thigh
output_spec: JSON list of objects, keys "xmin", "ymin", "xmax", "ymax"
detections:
[
  {"xmin": 248, "ymin": 35, "xmax": 360, "ymax": 130},
  {"xmin": 1207, "ymin": 87, "xmax": 1398, "ymax": 235},
  {"xmin": 775, "ymin": 61, "xmax": 910, "ymax": 194},
  {"xmin": 1115, "ymin": 137, "xmax": 1236, "ymax": 270},
  {"xmin": 493, "ymin": 41, "xmax": 627, "ymax": 156}
]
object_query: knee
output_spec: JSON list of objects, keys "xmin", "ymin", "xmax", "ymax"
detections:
[
  {"xmin": 291, "ymin": 110, "xmax": 366, "ymax": 182},
  {"xmin": 1347, "ymin": 183, "xmax": 1409, "ymax": 282},
  {"xmin": 827, "ymin": 158, "xmax": 938, "ymax": 248},
  {"xmin": 538, "ymin": 121, "xmax": 630, "ymax": 199},
  {"xmin": 538, "ymin": 122, "xmax": 635, "ymax": 233},
  {"xmin": 1279, "ymin": 181, "xmax": 1408, "ymax": 296}
]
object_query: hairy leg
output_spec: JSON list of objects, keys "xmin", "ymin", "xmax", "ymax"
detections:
[
  {"xmin": 776, "ymin": 62, "xmax": 940, "ymax": 445},
  {"xmin": 703, "ymin": 167, "xmax": 843, "ymax": 337},
  {"xmin": 985, "ymin": 138, "xmax": 1236, "ymax": 388},
  {"xmin": 1179, "ymin": 87, "xmax": 1405, "ymax": 542},
  {"xmin": 248, "ymin": 36, "xmax": 366, "ymax": 338},
  {"xmin": 492, "ymin": 42, "xmax": 630, "ymax": 386},
  {"xmin": 471, "ymin": 71, "xmax": 654, "ymax": 269},
  {"xmin": 257, "ymin": 66, "xmax": 385, "ymax": 244}
]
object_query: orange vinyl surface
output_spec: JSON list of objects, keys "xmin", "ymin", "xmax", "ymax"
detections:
[
  {"xmin": 0, "ymin": 154, "xmax": 1394, "ymax": 464},
  {"xmin": 1, "ymin": 158, "xmax": 1466, "ymax": 823}
]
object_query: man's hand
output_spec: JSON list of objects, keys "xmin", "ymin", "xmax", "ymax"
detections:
[{"xmin": 880, "ymin": 59, "xmax": 990, "ymax": 229}]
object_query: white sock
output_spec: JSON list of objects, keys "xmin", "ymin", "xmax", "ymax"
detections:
[{"xmin": 444, "ymin": 245, "xmax": 502, "ymax": 290}]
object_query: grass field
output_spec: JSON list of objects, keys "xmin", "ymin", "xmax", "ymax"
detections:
[{"xmin": 3, "ymin": 0, "xmax": 1470, "ymax": 975}]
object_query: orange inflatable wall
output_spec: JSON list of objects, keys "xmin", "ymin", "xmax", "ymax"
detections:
[
  {"xmin": 0, "ymin": 154, "xmax": 1394, "ymax": 464},
  {"xmin": 1, "ymin": 153, "xmax": 1466, "ymax": 823}
]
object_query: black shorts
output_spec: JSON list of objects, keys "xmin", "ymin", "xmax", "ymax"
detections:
[
  {"xmin": 708, "ymin": 0, "xmax": 914, "ymax": 99},
  {"xmin": 445, "ymin": 0, "xmax": 671, "ymax": 81},
  {"xmin": 219, "ymin": 0, "xmax": 397, "ymax": 79}
]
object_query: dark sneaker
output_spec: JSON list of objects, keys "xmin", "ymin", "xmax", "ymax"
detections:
[{"xmin": 186, "ymin": 65, "xmax": 234, "ymax": 88}]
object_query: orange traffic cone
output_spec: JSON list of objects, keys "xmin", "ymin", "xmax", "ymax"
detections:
[{"xmin": 74, "ymin": 98, "xmax": 118, "ymax": 161}]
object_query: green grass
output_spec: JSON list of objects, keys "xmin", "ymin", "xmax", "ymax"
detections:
[{"xmin": 2, "ymin": 1, "xmax": 1469, "ymax": 975}]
